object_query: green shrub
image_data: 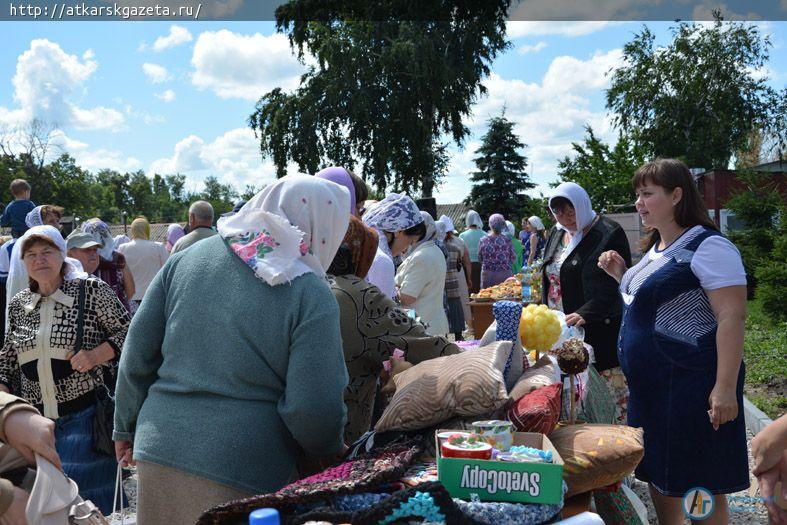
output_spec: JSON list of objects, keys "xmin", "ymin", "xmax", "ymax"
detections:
[
  {"xmin": 755, "ymin": 261, "xmax": 787, "ymax": 323},
  {"xmin": 729, "ymin": 228, "xmax": 774, "ymax": 297}
]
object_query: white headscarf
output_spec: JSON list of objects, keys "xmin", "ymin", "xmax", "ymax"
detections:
[
  {"xmin": 528, "ymin": 216, "xmax": 545, "ymax": 231},
  {"xmin": 113, "ymin": 234, "xmax": 131, "ymax": 249},
  {"xmin": 81, "ymin": 219, "xmax": 115, "ymax": 261},
  {"xmin": 412, "ymin": 211, "xmax": 437, "ymax": 250},
  {"xmin": 6, "ymin": 226, "xmax": 87, "ymax": 327},
  {"xmin": 25, "ymin": 206, "xmax": 44, "ymax": 228},
  {"xmin": 438, "ymin": 214, "xmax": 456, "ymax": 233},
  {"xmin": 549, "ymin": 182, "xmax": 597, "ymax": 256},
  {"xmin": 505, "ymin": 220, "xmax": 516, "ymax": 238},
  {"xmin": 435, "ymin": 220, "xmax": 448, "ymax": 243},
  {"xmin": 465, "ymin": 210, "xmax": 483, "ymax": 229},
  {"xmin": 217, "ymin": 174, "xmax": 350, "ymax": 286}
]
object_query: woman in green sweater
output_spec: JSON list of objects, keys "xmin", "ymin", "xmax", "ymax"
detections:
[{"xmin": 113, "ymin": 176, "xmax": 351, "ymax": 525}]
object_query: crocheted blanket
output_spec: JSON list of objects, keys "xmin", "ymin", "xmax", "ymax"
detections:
[{"xmin": 196, "ymin": 441, "xmax": 421, "ymax": 525}]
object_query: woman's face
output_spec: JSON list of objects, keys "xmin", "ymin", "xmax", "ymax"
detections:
[
  {"xmin": 390, "ymin": 230, "xmax": 419, "ymax": 257},
  {"xmin": 524, "ymin": 221, "xmax": 532, "ymax": 232},
  {"xmin": 23, "ymin": 241, "xmax": 63, "ymax": 284},
  {"xmin": 552, "ymin": 204, "xmax": 577, "ymax": 232},
  {"xmin": 68, "ymin": 246, "xmax": 100, "ymax": 275},
  {"xmin": 635, "ymin": 182, "xmax": 681, "ymax": 229}
]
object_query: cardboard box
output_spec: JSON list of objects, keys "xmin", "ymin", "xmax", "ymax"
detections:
[{"xmin": 436, "ymin": 430, "xmax": 564, "ymax": 505}]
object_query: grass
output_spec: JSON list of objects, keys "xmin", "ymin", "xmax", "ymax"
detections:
[{"xmin": 743, "ymin": 300, "xmax": 787, "ymax": 420}]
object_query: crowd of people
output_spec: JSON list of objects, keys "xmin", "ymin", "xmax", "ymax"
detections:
[{"xmin": 0, "ymin": 158, "xmax": 781, "ymax": 525}]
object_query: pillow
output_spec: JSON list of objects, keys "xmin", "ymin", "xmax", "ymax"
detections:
[
  {"xmin": 506, "ymin": 383, "xmax": 562, "ymax": 434},
  {"xmin": 508, "ymin": 355, "xmax": 560, "ymax": 400},
  {"xmin": 548, "ymin": 424, "xmax": 644, "ymax": 497},
  {"xmin": 374, "ymin": 341, "xmax": 511, "ymax": 432}
]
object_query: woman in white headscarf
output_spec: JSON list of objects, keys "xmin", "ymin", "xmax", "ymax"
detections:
[
  {"xmin": 81, "ymin": 219, "xmax": 134, "ymax": 312},
  {"xmin": 362, "ymin": 194, "xmax": 426, "ymax": 299},
  {"xmin": 524, "ymin": 215, "xmax": 546, "ymax": 267},
  {"xmin": 5, "ymin": 205, "xmax": 67, "ymax": 324},
  {"xmin": 459, "ymin": 209, "xmax": 485, "ymax": 293},
  {"xmin": 505, "ymin": 220, "xmax": 524, "ymax": 274},
  {"xmin": 542, "ymin": 182, "xmax": 632, "ymax": 421},
  {"xmin": 114, "ymin": 175, "xmax": 351, "ymax": 525},
  {"xmin": 438, "ymin": 215, "xmax": 471, "ymax": 339},
  {"xmin": 0, "ymin": 225, "xmax": 129, "ymax": 514},
  {"xmin": 395, "ymin": 212, "xmax": 449, "ymax": 336}
]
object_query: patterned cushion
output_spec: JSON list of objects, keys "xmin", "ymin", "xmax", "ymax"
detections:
[
  {"xmin": 548, "ymin": 424, "xmax": 645, "ymax": 497},
  {"xmin": 506, "ymin": 383, "xmax": 562, "ymax": 434},
  {"xmin": 508, "ymin": 355, "xmax": 560, "ymax": 400},
  {"xmin": 374, "ymin": 341, "xmax": 511, "ymax": 432}
]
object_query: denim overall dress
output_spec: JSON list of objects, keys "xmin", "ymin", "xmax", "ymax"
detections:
[{"xmin": 618, "ymin": 227, "xmax": 749, "ymax": 496}]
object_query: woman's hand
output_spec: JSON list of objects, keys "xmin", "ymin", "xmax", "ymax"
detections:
[
  {"xmin": 67, "ymin": 342, "xmax": 116, "ymax": 373},
  {"xmin": 597, "ymin": 250, "xmax": 627, "ymax": 283},
  {"xmin": 707, "ymin": 383, "xmax": 738, "ymax": 431},
  {"xmin": 755, "ymin": 451, "xmax": 787, "ymax": 524},
  {"xmin": 565, "ymin": 313, "xmax": 586, "ymax": 327},
  {"xmin": 753, "ymin": 415, "xmax": 787, "ymax": 476},
  {"xmin": 4, "ymin": 409, "xmax": 61, "ymax": 469},
  {"xmin": 115, "ymin": 440, "xmax": 135, "ymax": 467},
  {"xmin": 0, "ymin": 487, "xmax": 30, "ymax": 525}
]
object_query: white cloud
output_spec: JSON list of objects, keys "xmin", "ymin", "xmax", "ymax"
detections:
[
  {"xmin": 518, "ymin": 41, "xmax": 548, "ymax": 54},
  {"xmin": 507, "ymin": 22, "xmax": 618, "ymax": 38},
  {"xmin": 149, "ymin": 128, "xmax": 281, "ymax": 189},
  {"xmin": 152, "ymin": 25, "xmax": 193, "ymax": 51},
  {"xmin": 0, "ymin": 39, "xmax": 124, "ymax": 131},
  {"xmin": 50, "ymin": 130, "xmax": 141, "ymax": 172},
  {"xmin": 191, "ymin": 30, "xmax": 306, "ymax": 100},
  {"xmin": 142, "ymin": 62, "xmax": 170, "ymax": 83},
  {"xmin": 156, "ymin": 89, "xmax": 176, "ymax": 102},
  {"xmin": 434, "ymin": 49, "xmax": 625, "ymax": 203}
]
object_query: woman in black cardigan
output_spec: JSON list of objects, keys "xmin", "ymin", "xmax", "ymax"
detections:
[{"xmin": 541, "ymin": 182, "xmax": 632, "ymax": 422}]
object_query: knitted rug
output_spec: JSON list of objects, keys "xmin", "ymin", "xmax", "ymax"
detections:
[{"xmin": 196, "ymin": 441, "xmax": 422, "ymax": 525}]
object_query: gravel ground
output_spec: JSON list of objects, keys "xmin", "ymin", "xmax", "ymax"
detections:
[{"xmin": 629, "ymin": 431, "xmax": 769, "ymax": 524}]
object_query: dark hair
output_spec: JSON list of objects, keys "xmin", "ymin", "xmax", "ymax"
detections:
[
  {"xmin": 549, "ymin": 196, "xmax": 573, "ymax": 213},
  {"xmin": 632, "ymin": 158, "xmax": 717, "ymax": 251},
  {"xmin": 347, "ymin": 171, "xmax": 369, "ymax": 204},
  {"xmin": 21, "ymin": 235, "xmax": 66, "ymax": 292},
  {"xmin": 10, "ymin": 179, "xmax": 30, "ymax": 197},
  {"xmin": 384, "ymin": 221, "xmax": 427, "ymax": 249}
]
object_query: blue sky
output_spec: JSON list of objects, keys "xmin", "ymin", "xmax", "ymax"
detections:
[{"xmin": 1, "ymin": 20, "xmax": 785, "ymax": 204}]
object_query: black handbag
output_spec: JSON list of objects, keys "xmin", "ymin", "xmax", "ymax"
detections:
[{"xmin": 75, "ymin": 279, "xmax": 116, "ymax": 457}]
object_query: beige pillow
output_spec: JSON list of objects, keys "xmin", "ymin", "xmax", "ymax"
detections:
[
  {"xmin": 375, "ymin": 341, "xmax": 512, "ymax": 432},
  {"xmin": 548, "ymin": 424, "xmax": 645, "ymax": 497},
  {"xmin": 508, "ymin": 355, "xmax": 560, "ymax": 400}
]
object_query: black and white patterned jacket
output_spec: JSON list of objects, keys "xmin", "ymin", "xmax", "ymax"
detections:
[{"xmin": 0, "ymin": 278, "xmax": 130, "ymax": 419}]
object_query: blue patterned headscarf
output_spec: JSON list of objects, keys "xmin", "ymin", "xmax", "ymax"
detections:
[{"xmin": 362, "ymin": 193, "xmax": 423, "ymax": 233}]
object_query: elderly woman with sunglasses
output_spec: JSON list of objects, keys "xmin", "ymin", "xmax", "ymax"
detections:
[{"xmin": 541, "ymin": 182, "xmax": 632, "ymax": 422}]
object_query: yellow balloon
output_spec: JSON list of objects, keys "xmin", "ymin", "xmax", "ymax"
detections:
[{"xmin": 520, "ymin": 307, "xmax": 561, "ymax": 351}]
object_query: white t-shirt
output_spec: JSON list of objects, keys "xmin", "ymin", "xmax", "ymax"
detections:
[
  {"xmin": 395, "ymin": 242, "xmax": 449, "ymax": 336},
  {"xmin": 623, "ymin": 226, "xmax": 746, "ymax": 302},
  {"xmin": 117, "ymin": 239, "xmax": 169, "ymax": 300}
]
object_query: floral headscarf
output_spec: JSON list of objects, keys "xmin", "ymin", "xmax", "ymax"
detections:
[
  {"xmin": 25, "ymin": 206, "xmax": 44, "ymax": 228},
  {"xmin": 362, "ymin": 193, "xmax": 423, "ymax": 234},
  {"xmin": 217, "ymin": 174, "xmax": 350, "ymax": 286},
  {"xmin": 81, "ymin": 218, "xmax": 115, "ymax": 260},
  {"xmin": 316, "ymin": 167, "xmax": 356, "ymax": 216},
  {"xmin": 166, "ymin": 224, "xmax": 185, "ymax": 251},
  {"xmin": 327, "ymin": 215, "xmax": 379, "ymax": 278},
  {"xmin": 489, "ymin": 213, "xmax": 506, "ymax": 234}
]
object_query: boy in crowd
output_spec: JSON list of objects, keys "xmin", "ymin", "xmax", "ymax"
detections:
[{"xmin": 0, "ymin": 180, "xmax": 36, "ymax": 238}]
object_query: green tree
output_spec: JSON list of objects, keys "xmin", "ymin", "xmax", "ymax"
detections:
[
  {"xmin": 199, "ymin": 176, "xmax": 237, "ymax": 218},
  {"xmin": 249, "ymin": 0, "xmax": 512, "ymax": 196},
  {"xmin": 465, "ymin": 114, "xmax": 534, "ymax": 222},
  {"xmin": 555, "ymin": 127, "xmax": 644, "ymax": 213},
  {"xmin": 607, "ymin": 15, "xmax": 787, "ymax": 170},
  {"xmin": 127, "ymin": 170, "xmax": 154, "ymax": 218}
]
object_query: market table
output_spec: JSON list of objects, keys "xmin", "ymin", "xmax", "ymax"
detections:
[{"xmin": 469, "ymin": 298, "xmax": 536, "ymax": 336}]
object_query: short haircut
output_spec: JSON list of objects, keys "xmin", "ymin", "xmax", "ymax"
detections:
[
  {"xmin": 10, "ymin": 179, "xmax": 31, "ymax": 197},
  {"xmin": 41, "ymin": 205, "xmax": 65, "ymax": 221},
  {"xmin": 347, "ymin": 171, "xmax": 369, "ymax": 203},
  {"xmin": 189, "ymin": 200, "xmax": 214, "ymax": 223}
]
